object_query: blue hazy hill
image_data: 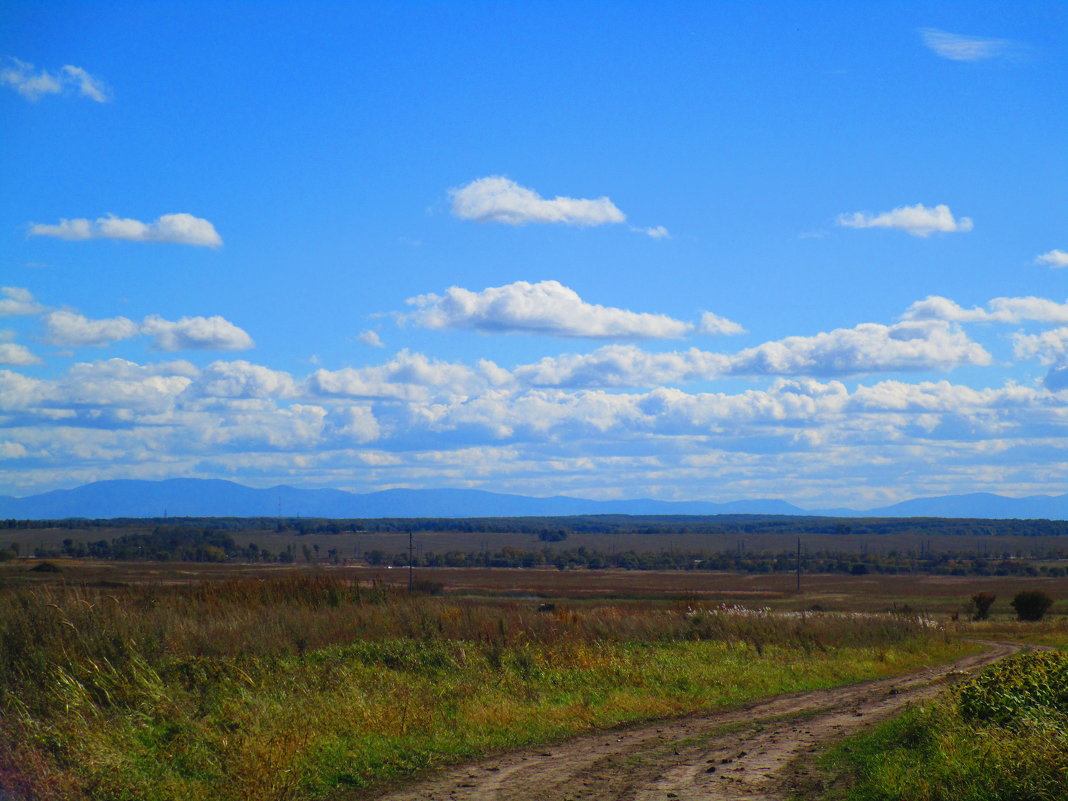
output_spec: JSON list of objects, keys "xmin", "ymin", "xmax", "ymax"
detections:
[{"xmin": 0, "ymin": 479, "xmax": 1065, "ymax": 520}]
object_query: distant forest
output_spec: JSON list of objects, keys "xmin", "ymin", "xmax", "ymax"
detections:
[
  {"xmin": 5, "ymin": 513, "xmax": 1068, "ymax": 537},
  {"xmin": 3, "ymin": 514, "xmax": 1068, "ymax": 577}
]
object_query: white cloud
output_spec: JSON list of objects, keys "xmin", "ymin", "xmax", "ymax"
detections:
[
  {"xmin": 0, "ymin": 287, "xmax": 45, "ymax": 316},
  {"xmin": 450, "ymin": 176, "xmax": 626, "ymax": 227},
  {"xmin": 185, "ymin": 361, "xmax": 297, "ymax": 399},
  {"xmin": 307, "ymin": 350, "xmax": 499, "ymax": 402},
  {"xmin": 1012, "ymin": 328, "xmax": 1068, "ymax": 365},
  {"xmin": 58, "ymin": 359, "xmax": 195, "ymax": 410},
  {"xmin": 515, "ymin": 345, "xmax": 730, "ymax": 388},
  {"xmin": 632, "ymin": 225, "xmax": 670, "ymax": 239},
  {"xmin": 0, "ymin": 58, "xmax": 108, "ymax": 101},
  {"xmin": 515, "ymin": 321, "xmax": 989, "ymax": 388},
  {"xmin": 141, "ymin": 315, "xmax": 254, "ymax": 351},
  {"xmin": 60, "ymin": 65, "xmax": 108, "ymax": 102},
  {"xmin": 729, "ymin": 320, "xmax": 990, "ymax": 376},
  {"xmin": 331, "ymin": 406, "xmax": 381, "ymax": 443},
  {"xmin": 357, "ymin": 330, "xmax": 384, "ymax": 347},
  {"xmin": 836, "ymin": 203, "xmax": 973, "ymax": 237},
  {"xmin": 405, "ymin": 280, "xmax": 692, "ymax": 339},
  {"xmin": 0, "ymin": 343, "xmax": 41, "ymax": 365},
  {"xmin": 904, "ymin": 295, "xmax": 1068, "ymax": 324},
  {"xmin": 43, "ymin": 310, "xmax": 139, "ymax": 347},
  {"xmin": 920, "ymin": 28, "xmax": 1018, "ymax": 62},
  {"xmin": 1036, "ymin": 250, "xmax": 1068, "ymax": 269},
  {"xmin": 29, "ymin": 213, "xmax": 222, "ymax": 247},
  {"xmin": 698, "ymin": 311, "xmax": 746, "ymax": 336}
]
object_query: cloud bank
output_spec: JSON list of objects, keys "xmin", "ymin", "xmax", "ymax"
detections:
[
  {"xmin": 514, "ymin": 321, "xmax": 989, "ymax": 388},
  {"xmin": 904, "ymin": 295, "xmax": 1068, "ymax": 325},
  {"xmin": 29, "ymin": 213, "xmax": 223, "ymax": 247},
  {"xmin": 42, "ymin": 311, "xmax": 253, "ymax": 350}
]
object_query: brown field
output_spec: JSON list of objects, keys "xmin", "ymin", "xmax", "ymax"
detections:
[
  {"xmin": 3, "ymin": 559, "xmax": 1066, "ymax": 617},
  {"xmin": 8, "ymin": 525, "xmax": 1068, "ymax": 559}
]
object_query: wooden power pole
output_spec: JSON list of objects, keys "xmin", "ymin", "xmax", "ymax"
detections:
[
  {"xmin": 408, "ymin": 529, "xmax": 414, "ymax": 592},
  {"xmin": 796, "ymin": 536, "xmax": 802, "ymax": 594}
]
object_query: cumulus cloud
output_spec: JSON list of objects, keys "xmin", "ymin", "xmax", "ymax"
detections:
[
  {"xmin": 307, "ymin": 350, "xmax": 500, "ymax": 402},
  {"xmin": 920, "ymin": 28, "xmax": 1018, "ymax": 61},
  {"xmin": 142, "ymin": 315, "xmax": 254, "ymax": 351},
  {"xmin": 0, "ymin": 287, "xmax": 45, "ymax": 316},
  {"xmin": 450, "ymin": 176, "xmax": 626, "ymax": 227},
  {"xmin": 0, "ymin": 343, "xmax": 41, "ymax": 365},
  {"xmin": 729, "ymin": 320, "xmax": 990, "ymax": 376},
  {"xmin": 836, "ymin": 203, "xmax": 973, "ymax": 237},
  {"xmin": 28, "ymin": 213, "xmax": 222, "ymax": 247},
  {"xmin": 698, "ymin": 311, "xmax": 746, "ymax": 336},
  {"xmin": 184, "ymin": 361, "xmax": 297, "ymax": 399},
  {"xmin": 332, "ymin": 406, "xmax": 381, "ymax": 443},
  {"xmin": 43, "ymin": 310, "xmax": 139, "ymax": 347},
  {"xmin": 1036, "ymin": 250, "xmax": 1068, "ymax": 269},
  {"xmin": 405, "ymin": 280, "xmax": 692, "ymax": 339},
  {"xmin": 357, "ymin": 330, "xmax": 384, "ymax": 347},
  {"xmin": 515, "ymin": 321, "xmax": 989, "ymax": 388},
  {"xmin": 1012, "ymin": 328, "xmax": 1068, "ymax": 365},
  {"xmin": 904, "ymin": 295, "xmax": 1068, "ymax": 324},
  {"xmin": 1, "ymin": 58, "xmax": 109, "ymax": 101},
  {"xmin": 515, "ymin": 345, "xmax": 729, "ymax": 388}
]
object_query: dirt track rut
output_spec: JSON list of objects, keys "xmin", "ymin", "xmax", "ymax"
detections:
[{"xmin": 371, "ymin": 641, "xmax": 1019, "ymax": 801}]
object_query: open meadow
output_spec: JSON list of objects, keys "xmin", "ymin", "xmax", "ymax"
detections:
[{"xmin": 1, "ymin": 557, "xmax": 1064, "ymax": 800}]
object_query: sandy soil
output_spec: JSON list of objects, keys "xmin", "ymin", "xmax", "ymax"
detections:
[{"xmin": 370, "ymin": 641, "xmax": 1019, "ymax": 801}]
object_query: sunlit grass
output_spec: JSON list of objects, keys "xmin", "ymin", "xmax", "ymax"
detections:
[{"xmin": 0, "ymin": 576, "xmax": 974, "ymax": 800}]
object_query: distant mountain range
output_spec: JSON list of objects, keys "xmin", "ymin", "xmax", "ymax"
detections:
[{"xmin": 1, "ymin": 479, "xmax": 1066, "ymax": 520}]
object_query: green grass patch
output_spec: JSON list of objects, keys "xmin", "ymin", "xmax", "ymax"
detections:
[{"xmin": 818, "ymin": 650, "xmax": 1068, "ymax": 801}]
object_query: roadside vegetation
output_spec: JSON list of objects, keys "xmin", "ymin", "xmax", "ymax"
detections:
[
  {"xmin": 0, "ymin": 573, "xmax": 972, "ymax": 801},
  {"xmin": 818, "ymin": 649, "xmax": 1068, "ymax": 801}
]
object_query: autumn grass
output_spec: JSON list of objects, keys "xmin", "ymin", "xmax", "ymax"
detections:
[{"xmin": 1, "ymin": 575, "xmax": 974, "ymax": 800}]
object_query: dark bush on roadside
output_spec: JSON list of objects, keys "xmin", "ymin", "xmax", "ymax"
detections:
[
  {"xmin": 970, "ymin": 591, "xmax": 996, "ymax": 620},
  {"xmin": 1011, "ymin": 590, "xmax": 1054, "ymax": 621},
  {"xmin": 29, "ymin": 561, "xmax": 61, "ymax": 573}
]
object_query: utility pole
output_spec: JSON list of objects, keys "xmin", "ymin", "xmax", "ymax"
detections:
[
  {"xmin": 408, "ymin": 529, "xmax": 414, "ymax": 592},
  {"xmin": 796, "ymin": 536, "xmax": 802, "ymax": 594}
]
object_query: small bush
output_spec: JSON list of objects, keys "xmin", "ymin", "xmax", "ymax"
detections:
[
  {"xmin": 29, "ymin": 561, "xmax": 62, "ymax": 573},
  {"xmin": 1012, "ymin": 590, "xmax": 1054, "ymax": 622},
  {"xmin": 970, "ymin": 591, "xmax": 996, "ymax": 621}
]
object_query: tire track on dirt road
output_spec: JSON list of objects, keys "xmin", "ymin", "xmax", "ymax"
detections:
[{"xmin": 370, "ymin": 641, "xmax": 1020, "ymax": 801}]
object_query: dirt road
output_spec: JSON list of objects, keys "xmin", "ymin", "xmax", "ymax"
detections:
[{"xmin": 371, "ymin": 641, "xmax": 1019, "ymax": 801}]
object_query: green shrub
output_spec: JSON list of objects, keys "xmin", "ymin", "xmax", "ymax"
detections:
[
  {"xmin": 1012, "ymin": 591, "xmax": 1054, "ymax": 622},
  {"xmin": 969, "ymin": 591, "xmax": 996, "ymax": 621}
]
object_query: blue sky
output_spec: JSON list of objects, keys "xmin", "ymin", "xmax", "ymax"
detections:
[{"xmin": 1, "ymin": 1, "xmax": 1065, "ymax": 508}]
